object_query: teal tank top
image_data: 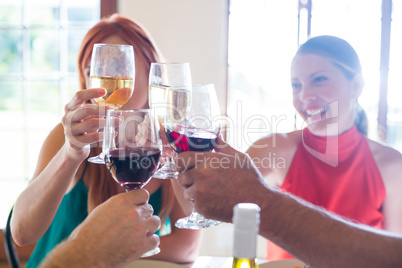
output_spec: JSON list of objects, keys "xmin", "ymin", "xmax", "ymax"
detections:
[{"xmin": 26, "ymin": 179, "xmax": 164, "ymax": 268}]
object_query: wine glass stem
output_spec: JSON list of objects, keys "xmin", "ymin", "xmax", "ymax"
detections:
[
  {"xmin": 167, "ymin": 156, "xmax": 174, "ymax": 165},
  {"xmin": 189, "ymin": 209, "xmax": 205, "ymax": 221}
]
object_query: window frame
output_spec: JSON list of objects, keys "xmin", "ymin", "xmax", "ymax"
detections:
[{"xmin": 0, "ymin": 0, "xmax": 107, "ymax": 248}]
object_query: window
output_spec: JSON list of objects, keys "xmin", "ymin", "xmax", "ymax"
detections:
[
  {"xmin": 387, "ymin": 0, "xmax": 402, "ymax": 149},
  {"xmin": 227, "ymin": 0, "xmax": 299, "ymax": 151},
  {"xmin": 228, "ymin": 0, "xmax": 402, "ymax": 152},
  {"xmin": 0, "ymin": 0, "xmax": 100, "ymax": 227},
  {"xmin": 309, "ymin": 0, "xmax": 382, "ymax": 140}
]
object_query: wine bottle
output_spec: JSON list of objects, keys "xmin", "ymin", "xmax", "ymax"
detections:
[{"xmin": 232, "ymin": 203, "xmax": 260, "ymax": 268}]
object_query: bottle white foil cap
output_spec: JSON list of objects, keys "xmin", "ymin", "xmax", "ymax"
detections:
[{"xmin": 233, "ymin": 203, "xmax": 260, "ymax": 259}]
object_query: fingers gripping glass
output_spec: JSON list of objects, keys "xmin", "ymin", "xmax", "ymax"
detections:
[
  {"xmin": 103, "ymin": 109, "xmax": 162, "ymax": 257},
  {"xmin": 87, "ymin": 43, "xmax": 135, "ymax": 164},
  {"xmin": 165, "ymin": 84, "xmax": 222, "ymax": 229},
  {"xmin": 148, "ymin": 62, "xmax": 192, "ymax": 179}
]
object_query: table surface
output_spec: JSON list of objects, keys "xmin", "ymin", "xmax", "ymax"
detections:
[{"xmin": 126, "ymin": 257, "xmax": 307, "ymax": 268}]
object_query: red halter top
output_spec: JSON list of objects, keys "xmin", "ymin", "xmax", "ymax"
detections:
[{"xmin": 266, "ymin": 126, "xmax": 386, "ymax": 261}]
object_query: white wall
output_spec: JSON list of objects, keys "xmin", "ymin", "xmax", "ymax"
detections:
[
  {"xmin": 119, "ymin": 0, "xmax": 228, "ymax": 112},
  {"xmin": 118, "ymin": 0, "xmax": 266, "ymax": 258}
]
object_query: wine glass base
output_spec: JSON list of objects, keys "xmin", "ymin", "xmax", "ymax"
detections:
[
  {"xmin": 153, "ymin": 171, "xmax": 178, "ymax": 179},
  {"xmin": 175, "ymin": 216, "xmax": 222, "ymax": 229},
  {"xmin": 152, "ymin": 162, "xmax": 179, "ymax": 179},
  {"xmin": 87, "ymin": 155, "xmax": 105, "ymax": 164},
  {"xmin": 141, "ymin": 246, "xmax": 160, "ymax": 258}
]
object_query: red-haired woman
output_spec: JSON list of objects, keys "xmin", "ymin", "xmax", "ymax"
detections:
[{"xmin": 11, "ymin": 14, "xmax": 201, "ymax": 267}]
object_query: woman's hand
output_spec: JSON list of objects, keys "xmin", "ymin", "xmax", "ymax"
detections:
[
  {"xmin": 61, "ymin": 88, "xmax": 108, "ymax": 161},
  {"xmin": 136, "ymin": 116, "xmax": 174, "ymax": 159},
  {"xmin": 158, "ymin": 123, "xmax": 174, "ymax": 164},
  {"xmin": 135, "ymin": 113, "xmax": 152, "ymax": 146}
]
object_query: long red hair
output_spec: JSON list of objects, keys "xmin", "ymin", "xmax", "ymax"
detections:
[
  {"xmin": 77, "ymin": 14, "xmax": 174, "ymax": 226},
  {"xmin": 78, "ymin": 13, "xmax": 162, "ymax": 89}
]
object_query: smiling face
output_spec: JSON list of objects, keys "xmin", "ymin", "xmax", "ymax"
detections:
[{"xmin": 291, "ymin": 54, "xmax": 362, "ymax": 135}]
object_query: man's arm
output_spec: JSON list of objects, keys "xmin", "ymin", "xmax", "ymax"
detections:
[
  {"xmin": 40, "ymin": 189, "xmax": 161, "ymax": 268},
  {"xmin": 259, "ymin": 186, "xmax": 402, "ymax": 268},
  {"xmin": 175, "ymin": 139, "xmax": 402, "ymax": 267}
]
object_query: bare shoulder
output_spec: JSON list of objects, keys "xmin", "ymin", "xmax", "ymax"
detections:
[
  {"xmin": 32, "ymin": 123, "xmax": 66, "ymax": 178},
  {"xmin": 246, "ymin": 130, "xmax": 302, "ymax": 183},
  {"xmin": 247, "ymin": 130, "xmax": 302, "ymax": 157},
  {"xmin": 367, "ymin": 139, "xmax": 402, "ymax": 186},
  {"xmin": 40, "ymin": 123, "xmax": 66, "ymax": 158},
  {"xmin": 368, "ymin": 139, "xmax": 402, "ymax": 166}
]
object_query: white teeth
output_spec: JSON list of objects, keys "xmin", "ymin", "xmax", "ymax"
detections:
[
  {"xmin": 306, "ymin": 109, "xmax": 321, "ymax": 116},
  {"xmin": 306, "ymin": 107, "xmax": 326, "ymax": 117}
]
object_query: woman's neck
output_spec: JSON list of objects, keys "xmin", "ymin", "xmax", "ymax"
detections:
[{"xmin": 306, "ymin": 118, "xmax": 355, "ymax": 136}]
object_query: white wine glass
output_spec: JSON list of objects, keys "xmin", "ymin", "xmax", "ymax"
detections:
[
  {"xmin": 87, "ymin": 43, "xmax": 135, "ymax": 164},
  {"xmin": 103, "ymin": 109, "xmax": 162, "ymax": 257},
  {"xmin": 149, "ymin": 62, "xmax": 192, "ymax": 179},
  {"xmin": 165, "ymin": 84, "xmax": 222, "ymax": 229}
]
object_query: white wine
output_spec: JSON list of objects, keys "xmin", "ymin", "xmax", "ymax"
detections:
[
  {"xmin": 232, "ymin": 203, "xmax": 260, "ymax": 268},
  {"xmin": 149, "ymin": 85, "xmax": 168, "ymax": 124},
  {"xmin": 232, "ymin": 258, "xmax": 258, "ymax": 268},
  {"xmin": 165, "ymin": 87, "xmax": 191, "ymax": 124},
  {"xmin": 149, "ymin": 84, "xmax": 191, "ymax": 124},
  {"xmin": 90, "ymin": 76, "xmax": 134, "ymax": 108}
]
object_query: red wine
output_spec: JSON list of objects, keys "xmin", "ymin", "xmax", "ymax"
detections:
[
  {"xmin": 105, "ymin": 147, "xmax": 161, "ymax": 191},
  {"xmin": 165, "ymin": 127, "xmax": 218, "ymax": 153}
]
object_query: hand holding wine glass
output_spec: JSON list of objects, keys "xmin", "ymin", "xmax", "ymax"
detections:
[
  {"xmin": 103, "ymin": 109, "xmax": 162, "ymax": 256},
  {"xmin": 87, "ymin": 43, "xmax": 135, "ymax": 164},
  {"xmin": 164, "ymin": 84, "xmax": 222, "ymax": 229},
  {"xmin": 62, "ymin": 88, "xmax": 109, "ymax": 161}
]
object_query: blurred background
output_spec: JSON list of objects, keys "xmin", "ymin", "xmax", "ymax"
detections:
[{"xmin": 0, "ymin": 0, "xmax": 401, "ymax": 260}]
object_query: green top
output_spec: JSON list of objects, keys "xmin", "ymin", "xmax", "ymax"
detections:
[{"xmin": 26, "ymin": 180, "xmax": 164, "ymax": 268}]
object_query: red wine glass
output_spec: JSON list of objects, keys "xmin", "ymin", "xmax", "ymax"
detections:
[
  {"xmin": 164, "ymin": 84, "xmax": 222, "ymax": 229},
  {"xmin": 103, "ymin": 109, "xmax": 162, "ymax": 256}
]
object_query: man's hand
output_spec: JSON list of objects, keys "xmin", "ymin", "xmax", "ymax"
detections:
[
  {"xmin": 175, "ymin": 138, "xmax": 266, "ymax": 222},
  {"xmin": 40, "ymin": 189, "xmax": 161, "ymax": 268}
]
